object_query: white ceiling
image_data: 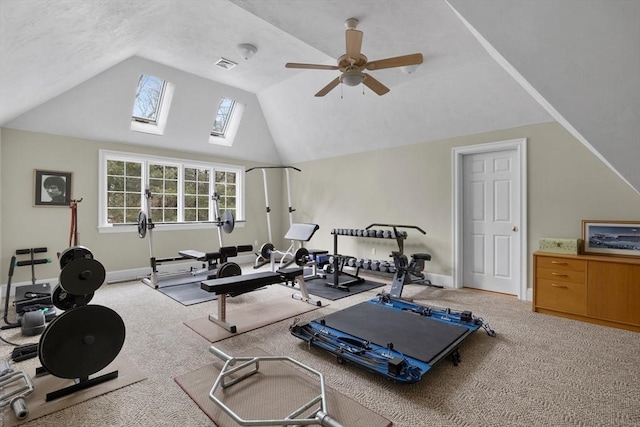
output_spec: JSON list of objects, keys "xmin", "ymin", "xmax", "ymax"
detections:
[{"xmin": 0, "ymin": 0, "xmax": 638, "ymax": 191}]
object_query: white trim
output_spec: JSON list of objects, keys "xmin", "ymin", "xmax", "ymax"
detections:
[
  {"xmin": 98, "ymin": 149, "xmax": 245, "ymax": 232},
  {"xmin": 452, "ymin": 138, "xmax": 528, "ymax": 300},
  {"xmin": 447, "ymin": 1, "xmax": 637, "ymax": 195}
]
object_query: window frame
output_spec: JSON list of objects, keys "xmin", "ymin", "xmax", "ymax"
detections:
[
  {"xmin": 211, "ymin": 97, "xmax": 236, "ymax": 137},
  {"xmin": 209, "ymin": 98, "xmax": 245, "ymax": 147},
  {"xmin": 130, "ymin": 74, "xmax": 175, "ymax": 136},
  {"xmin": 98, "ymin": 150, "xmax": 245, "ymax": 234}
]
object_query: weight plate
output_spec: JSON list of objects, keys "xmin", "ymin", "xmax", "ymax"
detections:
[
  {"xmin": 51, "ymin": 284, "xmax": 94, "ymax": 311},
  {"xmin": 137, "ymin": 211, "xmax": 147, "ymax": 238},
  {"xmin": 260, "ymin": 242, "xmax": 275, "ymax": 260},
  {"xmin": 59, "ymin": 246, "xmax": 93, "ymax": 270},
  {"xmin": 38, "ymin": 305, "xmax": 125, "ymax": 379},
  {"xmin": 294, "ymin": 247, "xmax": 309, "ymax": 266},
  {"xmin": 217, "ymin": 262, "xmax": 242, "ymax": 279},
  {"xmin": 221, "ymin": 210, "xmax": 235, "ymax": 234},
  {"xmin": 59, "ymin": 258, "xmax": 106, "ymax": 295}
]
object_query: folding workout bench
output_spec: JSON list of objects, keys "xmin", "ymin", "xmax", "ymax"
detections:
[{"xmin": 201, "ymin": 266, "xmax": 321, "ymax": 333}]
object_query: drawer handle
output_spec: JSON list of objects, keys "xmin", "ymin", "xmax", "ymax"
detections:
[
  {"xmin": 551, "ymin": 261, "xmax": 567, "ymax": 265},
  {"xmin": 551, "ymin": 283, "xmax": 568, "ymax": 289},
  {"xmin": 551, "ymin": 272, "xmax": 568, "ymax": 276}
]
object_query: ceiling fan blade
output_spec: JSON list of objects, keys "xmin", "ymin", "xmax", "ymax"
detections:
[
  {"xmin": 315, "ymin": 77, "xmax": 341, "ymax": 97},
  {"xmin": 286, "ymin": 63, "xmax": 339, "ymax": 70},
  {"xmin": 345, "ymin": 29, "xmax": 363, "ymax": 60},
  {"xmin": 363, "ymin": 73, "xmax": 390, "ymax": 96},
  {"xmin": 365, "ymin": 53, "xmax": 423, "ymax": 70}
]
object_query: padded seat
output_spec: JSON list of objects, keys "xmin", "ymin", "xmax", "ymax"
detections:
[{"xmin": 411, "ymin": 253, "xmax": 432, "ymax": 261}]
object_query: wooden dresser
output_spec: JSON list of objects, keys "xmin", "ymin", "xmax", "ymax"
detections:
[{"xmin": 533, "ymin": 251, "xmax": 640, "ymax": 332}]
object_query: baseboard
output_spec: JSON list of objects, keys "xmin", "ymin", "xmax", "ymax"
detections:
[{"xmin": 0, "ymin": 254, "xmax": 258, "ymax": 296}]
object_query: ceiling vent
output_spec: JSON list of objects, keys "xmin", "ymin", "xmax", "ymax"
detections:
[{"xmin": 214, "ymin": 58, "xmax": 238, "ymax": 70}]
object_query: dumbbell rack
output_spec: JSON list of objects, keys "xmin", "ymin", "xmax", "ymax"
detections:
[{"xmin": 329, "ymin": 224, "xmax": 426, "ymax": 289}]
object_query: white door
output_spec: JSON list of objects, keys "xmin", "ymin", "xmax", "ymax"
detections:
[{"xmin": 462, "ymin": 149, "xmax": 520, "ymax": 295}]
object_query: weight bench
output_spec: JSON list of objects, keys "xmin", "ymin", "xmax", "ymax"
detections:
[
  {"xmin": 201, "ymin": 267, "xmax": 321, "ymax": 333},
  {"xmin": 258, "ymin": 223, "xmax": 320, "ymax": 272},
  {"xmin": 179, "ymin": 245, "xmax": 253, "ymax": 277}
]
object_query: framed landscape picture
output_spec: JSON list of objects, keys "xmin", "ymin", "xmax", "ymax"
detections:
[
  {"xmin": 581, "ymin": 220, "xmax": 640, "ymax": 258},
  {"xmin": 34, "ymin": 169, "xmax": 72, "ymax": 206}
]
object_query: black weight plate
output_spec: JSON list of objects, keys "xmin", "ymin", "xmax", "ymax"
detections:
[
  {"xmin": 59, "ymin": 246, "xmax": 93, "ymax": 270},
  {"xmin": 137, "ymin": 211, "xmax": 147, "ymax": 238},
  {"xmin": 59, "ymin": 258, "xmax": 106, "ymax": 295},
  {"xmin": 294, "ymin": 247, "xmax": 309, "ymax": 266},
  {"xmin": 217, "ymin": 262, "xmax": 242, "ymax": 278},
  {"xmin": 51, "ymin": 284, "xmax": 94, "ymax": 311},
  {"xmin": 39, "ymin": 305, "xmax": 125, "ymax": 379},
  {"xmin": 221, "ymin": 210, "xmax": 235, "ymax": 234},
  {"xmin": 260, "ymin": 242, "xmax": 275, "ymax": 259}
]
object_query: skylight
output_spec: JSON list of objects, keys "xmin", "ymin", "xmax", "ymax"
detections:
[
  {"xmin": 131, "ymin": 74, "xmax": 175, "ymax": 136},
  {"xmin": 211, "ymin": 97, "xmax": 236, "ymax": 137},
  {"xmin": 132, "ymin": 75, "xmax": 165, "ymax": 123}
]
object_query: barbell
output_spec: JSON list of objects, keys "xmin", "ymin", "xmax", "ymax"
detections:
[
  {"xmin": 258, "ymin": 244, "xmax": 310, "ymax": 267},
  {"xmin": 136, "ymin": 210, "xmax": 236, "ymax": 238}
]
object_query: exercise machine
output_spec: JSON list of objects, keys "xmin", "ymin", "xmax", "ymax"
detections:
[
  {"xmin": 137, "ymin": 188, "xmax": 249, "ymax": 289},
  {"xmin": 247, "ymin": 166, "xmax": 301, "ymax": 269},
  {"xmin": 389, "ymin": 251, "xmax": 443, "ymax": 299},
  {"xmin": 201, "ymin": 260, "xmax": 321, "ymax": 333},
  {"xmin": 2, "ymin": 248, "xmax": 56, "ymax": 337},
  {"xmin": 207, "ymin": 346, "xmax": 342, "ymax": 427},
  {"xmin": 257, "ymin": 222, "xmax": 321, "ymax": 273},
  {"xmin": 291, "ymin": 291, "xmax": 495, "ymax": 383}
]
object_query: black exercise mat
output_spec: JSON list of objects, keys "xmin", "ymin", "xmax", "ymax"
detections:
[
  {"xmin": 157, "ymin": 282, "xmax": 218, "ymax": 306},
  {"xmin": 315, "ymin": 301, "xmax": 469, "ymax": 364},
  {"xmin": 303, "ymin": 275, "xmax": 386, "ymax": 301}
]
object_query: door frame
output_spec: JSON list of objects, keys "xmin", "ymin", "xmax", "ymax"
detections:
[{"xmin": 452, "ymin": 138, "xmax": 528, "ymax": 300}]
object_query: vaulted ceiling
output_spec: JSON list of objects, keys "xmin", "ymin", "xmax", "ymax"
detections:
[{"xmin": 1, "ymin": 0, "xmax": 638, "ymax": 192}]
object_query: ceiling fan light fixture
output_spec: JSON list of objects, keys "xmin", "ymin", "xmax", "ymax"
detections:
[{"xmin": 341, "ymin": 71, "xmax": 364, "ymax": 86}]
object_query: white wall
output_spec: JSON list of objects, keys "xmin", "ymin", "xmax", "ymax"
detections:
[
  {"xmin": 0, "ymin": 128, "xmax": 284, "ymax": 284},
  {"xmin": 2, "ymin": 122, "xmax": 639, "ymax": 295},
  {"xmin": 288, "ymin": 122, "xmax": 640, "ymax": 288}
]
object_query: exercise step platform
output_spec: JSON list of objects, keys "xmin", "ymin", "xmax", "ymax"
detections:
[{"xmin": 290, "ymin": 292, "xmax": 495, "ymax": 383}]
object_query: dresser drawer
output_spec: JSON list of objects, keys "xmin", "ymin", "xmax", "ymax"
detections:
[
  {"xmin": 536, "ymin": 267, "xmax": 585, "ymax": 284},
  {"xmin": 536, "ymin": 278, "xmax": 586, "ymax": 315},
  {"xmin": 536, "ymin": 256, "xmax": 585, "ymax": 272}
]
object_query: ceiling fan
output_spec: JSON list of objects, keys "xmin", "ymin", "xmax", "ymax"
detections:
[{"xmin": 285, "ymin": 18, "xmax": 423, "ymax": 97}]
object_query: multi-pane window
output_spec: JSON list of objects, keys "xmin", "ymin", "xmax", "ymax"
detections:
[
  {"xmin": 215, "ymin": 170, "xmax": 237, "ymax": 219},
  {"xmin": 184, "ymin": 167, "xmax": 210, "ymax": 222},
  {"xmin": 99, "ymin": 150, "xmax": 244, "ymax": 230},
  {"xmin": 211, "ymin": 97, "xmax": 236, "ymax": 137},
  {"xmin": 148, "ymin": 164, "xmax": 178, "ymax": 223},
  {"xmin": 132, "ymin": 74, "xmax": 166, "ymax": 123},
  {"xmin": 106, "ymin": 160, "xmax": 142, "ymax": 224}
]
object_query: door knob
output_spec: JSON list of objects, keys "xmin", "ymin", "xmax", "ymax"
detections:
[{"xmin": 512, "ymin": 226, "xmax": 518, "ymax": 232}]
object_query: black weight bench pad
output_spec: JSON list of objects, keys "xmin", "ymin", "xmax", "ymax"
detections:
[
  {"xmin": 201, "ymin": 272, "xmax": 281, "ymax": 296},
  {"xmin": 315, "ymin": 302, "xmax": 468, "ymax": 364},
  {"xmin": 284, "ymin": 223, "xmax": 320, "ymax": 241}
]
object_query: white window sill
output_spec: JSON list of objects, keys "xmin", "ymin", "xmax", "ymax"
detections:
[{"xmin": 98, "ymin": 221, "xmax": 245, "ymax": 234}]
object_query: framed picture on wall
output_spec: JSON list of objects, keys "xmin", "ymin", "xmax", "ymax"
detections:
[
  {"xmin": 34, "ymin": 169, "xmax": 72, "ymax": 206},
  {"xmin": 581, "ymin": 220, "xmax": 640, "ymax": 258}
]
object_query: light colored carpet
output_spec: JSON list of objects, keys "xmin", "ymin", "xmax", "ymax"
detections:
[
  {"xmin": 1, "ymin": 267, "xmax": 639, "ymax": 426},
  {"xmin": 184, "ymin": 295, "xmax": 323, "ymax": 342},
  {"xmin": 174, "ymin": 347, "xmax": 391, "ymax": 427}
]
